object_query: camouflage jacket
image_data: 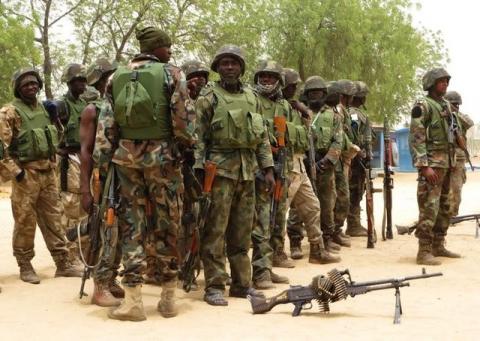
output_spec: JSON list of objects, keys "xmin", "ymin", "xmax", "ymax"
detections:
[
  {"xmin": 193, "ymin": 81, "xmax": 273, "ymax": 181},
  {"xmin": 348, "ymin": 106, "xmax": 373, "ymax": 157},
  {"xmin": 100, "ymin": 54, "xmax": 196, "ymax": 169},
  {"xmin": 456, "ymin": 111, "xmax": 474, "ymax": 161},
  {"xmin": 312, "ymin": 106, "xmax": 343, "ymax": 166}
]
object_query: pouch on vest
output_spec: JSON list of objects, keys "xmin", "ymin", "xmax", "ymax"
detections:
[
  {"xmin": 31, "ymin": 128, "xmax": 51, "ymax": 158},
  {"xmin": 45, "ymin": 124, "xmax": 59, "ymax": 155}
]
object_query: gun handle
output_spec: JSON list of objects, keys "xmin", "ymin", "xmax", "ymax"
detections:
[
  {"xmin": 292, "ymin": 302, "xmax": 303, "ymax": 317},
  {"xmin": 274, "ymin": 116, "xmax": 287, "ymax": 147},
  {"xmin": 274, "ymin": 179, "xmax": 283, "ymax": 201},
  {"xmin": 92, "ymin": 168, "xmax": 101, "ymax": 204},
  {"xmin": 203, "ymin": 161, "xmax": 217, "ymax": 194}
]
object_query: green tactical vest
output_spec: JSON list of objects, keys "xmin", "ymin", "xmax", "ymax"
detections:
[
  {"xmin": 424, "ymin": 97, "xmax": 460, "ymax": 151},
  {"xmin": 258, "ymin": 96, "xmax": 291, "ymax": 146},
  {"xmin": 210, "ymin": 85, "xmax": 265, "ymax": 149},
  {"xmin": 64, "ymin": 95, "xmax": 87, "ymax": 149},
  {"xmin": 312, "ymin": 109, "xmax": 335, "ymax": 152},
  {"xmin": 286, "ymin": 108, "xmax": 309, "ymax": 153},
  {"xmin": 9, "ymin": 99, "xmax": 58, "ymax": 162},
  {"xmin": 112, "ymin": 62, "xmax": 171, "ymax": 140}
]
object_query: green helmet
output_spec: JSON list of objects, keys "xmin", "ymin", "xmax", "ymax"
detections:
[
  {"xmin": 86, "ymin": 58, "xmax": 117, "ymax": 86},
  {"xmin": 11, "ymin": 68, "xmax": 43, "ymax": 98},
  {"xmin": 336, "ymin": 79, "xmax": 356, "ymax": 96},
  {"xmin": 210, "ymin": 44, "xmax": 246, "ymax": 75},
  {"xmin": 80, "ymin": 86, "xmax": 100, "ymax": 102},
  {"xmin": 61, "ymin": 63, "xmax": 87, "ymax": 83},
  {"xmin": 422, "ymin": 68, "xmax": 450, "ymax": 91},
  {"xmin": 181, "ymin": 60, "xmax": 210, "ymax": 79},
  {"xmin": 326, "ymin": 81, "xmax": 341, "ymax": 95},
  {"xmin": 283, "ymin": 68, "xmax": 301, "ymax": 87},
  {"xmin": 354, "ymin": 81, "xmax": 369, "ymax": 97},
  {"xmin": 304, "ymin": 75, "xmax": 327, "ymax": 93},
  {"xmin": 445, "ymin": 90, "xmax": 462, "ymax": 105},
  {"xmin": 254, "ymin": 60, "xmax": 284, "ymax": 86}
]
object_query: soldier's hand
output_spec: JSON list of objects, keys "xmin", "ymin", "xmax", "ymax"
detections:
[
  {"xmin": 316, "ymin": 158, "xmax": 332, "ymax": 173},
  {"xmin": 264, "ymin": 167, "xmax": 276, "ymax": 193},
  {"xmin": 81, "ymin": 191, "xmax": 93, "ymax": 214},
  {"xmin": 421, "ymin": 166, "xmax": 440, "ymax": 185}
]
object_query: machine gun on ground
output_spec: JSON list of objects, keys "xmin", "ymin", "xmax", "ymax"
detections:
[
  {"xmin": 397, "ymin": 214, "xmax": 480, "ymax": 239},
  {"xmin": 248, "ymin": 268, "xmax": 442, "ymax": 324}
]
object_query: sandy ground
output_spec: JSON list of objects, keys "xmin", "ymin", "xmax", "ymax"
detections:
[{"xmin": 1, "ymin": 172, "xmax": 479, "ymax": 341}]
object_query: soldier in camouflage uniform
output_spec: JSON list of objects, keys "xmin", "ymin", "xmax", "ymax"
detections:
[
  {"xmin": 444, "ymin": 91, "xmax": 474, "ymax": 217},
  {"xmin": 194, "ymin": 45, "xmax": 275, "ymax": 306},
  {"xmin": 56, "ymin": 63, "xmax": 89, "ymax": 264},
  {"xmin": 0, "ymin": 68, "xmax": 82, "ymax": 284},
  {"xmin": 95, "ymin": 27, "xmax": 196, "ymax": 321},
  {"xmin": 346, "ymin": 81, "xmax": 374, "ymax": 236},
  {"xmin": 409, "ymin": 68, "xmax": 462, "ymax": 265},
  {"xmin": 79, "ymin": 58, "xmax": 125, "ymax": 307}
]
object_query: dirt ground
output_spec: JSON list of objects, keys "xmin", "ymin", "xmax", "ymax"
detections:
[{"xmin": 0, "ymin": 171, "xmax": 479, "ymax": 340}]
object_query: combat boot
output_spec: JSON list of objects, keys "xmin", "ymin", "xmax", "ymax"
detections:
[
  {"xmin": 309, "ymin": 242, "xmax": 341, "ymax": 264},
  {"xmin": 323, "ymin": 236, "xmax": 340, "ymax": 253},
  {"xmin": 272, "ymin": 247, "xmax": 295, "ymax": 268},
  {"xmin": 270, "ymin": 270, "xmax": 289, "ymax": 284},
  {"xmin": 416, "ymin": 243, "xmax": 441, "ymax": 266},
  {"xmin": 289, "ymin": 240, "xmax": 304, "ymax": 260},
  {"xmin": 92, "ymin": 280, "xmax": 121, "ymax": 307},
  {"xmin": 54, "ymin": 255, "xmax": 83, "ymax": 277},
  {"xmin": 109, "ymin": 278, "xmax": 125, "ymax": 298},
  {"xmin": 17, "ymin": 259, "xmax": 40, "ymax": 284},
  {"xmin": 108, "ymin": 285, "xmax": 147, "ymax": 321},
  {"xmin": 432, "ymin": 240, "xmax": 461, "ymax": 258},
  {"xmin": 253, "ymin": 271, "xmax": 275, "ymax": 290},
  {"xmin": 345, "ymin": 224, "xmax": 368, "ymax": 237},
  {"xmin": 158, "ymin": 280, "xmax": 178, "ymax": 318},
  {"xmin": 332, "ymin": 229, "xmax": 351, "ymax": 247}
]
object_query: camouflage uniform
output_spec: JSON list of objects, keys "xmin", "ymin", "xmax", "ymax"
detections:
[{"xmin": 409, "ymin": 68, "xmax": 462, "ymax": 264}]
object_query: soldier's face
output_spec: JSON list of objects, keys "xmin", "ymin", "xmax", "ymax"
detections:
[
  {"xmin": 307, "ymin": 89, "xmax": 326, "ymax": 110},
  {"xmin": 187, "ymin": 72, "xmax": 208, "ymax": 88},
  {"xmin": 434, "ymin": 77, "xmax": 449, "ymax": 96},
  {"xmin": 19, "ymin": 81, "xmax": 39, "ymax": 100},
  {"xmin": 218, "ymin": 57, "xmax": 242, "ymax": 84},
  {"xmin": 69, "ymin": 78, "xmax": 87, "ymax": 97},
  {"xmin": 153, "ymin": 45, "xmax": 172, "ymax": 63},
  {"xmin": 282, "ymin": 83, "xmax": 297, "ymax": 100},
  {"xmin": 258, "ymin": 72, "xmax": 278, "ymax": 86}
]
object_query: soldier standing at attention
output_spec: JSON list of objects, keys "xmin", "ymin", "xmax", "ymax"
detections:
[
  {"xmin": 0, "ymin": 68, "xmax": 82, "ymax": 284},
  {"xmin": 194, "ymin": 45, "xmax": 275, "ymax": 306},
  {"xmin": 409, "ymin": 68, "xmax": 462, "ymax": 265}
]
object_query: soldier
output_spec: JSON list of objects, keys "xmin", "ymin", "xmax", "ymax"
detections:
[
  {"xmin": 194, "ymin": 45, "xmax": 275, "ymax": 306},
  {"xmin": 281, "ymin": 68, "xmax": 340, "ymax": 265},
  {"xmin": 345, "ymin": 81, "xmax": 374, "ymax": 236},
  {"xmin": 444, "ymin": 91, "xmax": 474, "ymax": 217},
  {"xmin": 96, "ymin": 26, "xmax": 196, "ymax": 321},
  {"xmin": 409, "ymin": 68, "xmax": 462, "ymax": 265},
  {"xmin": 181, "ymin": 60, "xmax": 210, "ymax": 100},
  {"xmin": 57, "ymin": 63, "xmax": 88, "ymax": 264},
  {"xmin": 79, "ymin": 58, "xmax": 124, "ymax": 307},
  {"xmin": 0, "ymin": 68, "xmax": 82, "ymax": 284}
]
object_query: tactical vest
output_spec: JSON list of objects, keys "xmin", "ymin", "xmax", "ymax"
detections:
[
  {"xmin": 64, "ymin": 95, "xmax": 86, "ymax": 149},
  {"xmin": 112, "ymin": 62, "xmax": 171, "ymax": 140},
  {"xmin": 210, "ymin": 85, "xmax": 264, "ymax": 149},
  {"xmin": 9, "ymin": 99, "xmax": 58, "ymax": 162},
  {"xmin": 424, "ymin": 97, "xmax": 460, "ymax": 151},
  {"xmin": 258, "ymin": 96, "xmax": 291, "ymax": 146},
  {"xmin": 312, "ymin": 109, "xmax": 335, "ymax": 151}
]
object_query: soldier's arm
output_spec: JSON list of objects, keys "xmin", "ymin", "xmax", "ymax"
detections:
[
  {"xmin": 0, "ymin": 106, "xmax": 23, "ymax": 180},
  {"xmin": 167, "ymin": 65, "xmax": 197, "ymax": 147},
  {"xmin": 79, "ymin": 104, "xmax": 97, "ymax": 194},
  {"xmin": 93, "ymin": 103, "xmax": 117, "ymax": 174},
  {"xmin": 255, "ymin": 125, "xmax": 275, "ymax": 170},
  {"xmin": 193, "ymin": 94, "xmax": 213, "ymax": 170},
  {"xmin": 325, "ymin": 114, "xmax": 343, "ymax": 165},
  {"xmin": 458, "ymin": 112, "xmax": 474, "ymax": 132},
  {"xmin": 409, "ymin": 101, "xmax": 429, "ymax": 168}
]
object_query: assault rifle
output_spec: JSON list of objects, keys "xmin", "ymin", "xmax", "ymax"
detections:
[
  {"xmin": 248, "ymin": 268, "xmax": 442, "ymax": 324},
  {"xmin": 307, "ymin": 126, "xmax": 317, "ymax": 195},
  {"xmin": 359, "ymin": 160, "xmax": 380, "ymax": 248},
  {"xmin": 180, "ymin": 160, "xmax": 217, "ymax": 292},
  {"xmin": 270, "ymin": 116, "xmax": 287, "ymax": 232},
  {"xmin": 382, "ymin": 116, "xmax": 394, "ymax": 240},
  {"xmin": 445, "ymin": 104, "xmax": 474, "ymax": 171}
]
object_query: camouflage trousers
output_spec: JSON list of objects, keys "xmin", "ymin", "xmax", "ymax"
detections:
[
  {"xmin": 201, "ymin": 176, "xmax": 255, "ymax": 292},
  {"xmin": 115, "ymin": 163, "xmax": 183, "ymax": 287},
  {"xmin": 286, "ymin": 171, "xmax": 322, "ymax": 245},
  {"xmin": 448, "ymin": 160, "xmax": 466, "ymax": 217},
  {"xmin": 347, "ymin": 160, "xmax": 366, "ymax": 229},
  {"xmin": 316, "ymin": 166, "xmax": 337, "ymax": 237},
  {"xmin": 251, "ymin": 175, "xmax": 288, "ymax": 279},
  {"xmin": 11, "ymin": 168, "xmax": 68, "ymax": 261},
  {"xmin": 415, "ymin": 168, "xmax": 452, "ymax": 245},
  {"xmin": 93, "ymin": 219, "xmax": 123, "ymax": 284},
  {"xmin": 333, "ymin": 162, "xmax": 350, "ymax": 230}
]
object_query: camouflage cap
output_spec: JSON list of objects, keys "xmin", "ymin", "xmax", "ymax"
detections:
[
  {"xmin": 336, "ymin": 79, "xmax": 356, "ymax": 96},
  {"xmin": 136, "ymin": 26, "xmax": 171, "ymax": 53},
  {"xmin": 86, "ymin": 58, "xmax": 117, "ymax": 86},
  {"xmin": 422, "ymin": 68, "xmax": 450, "ymax": 91},
  {"xmin": 354, "ymin": 81, "xmax": 369, "ymax": 97},
  {"xmin": 11, "ymin": 68, "xmax": 43, "ymax": 98},
  {"xmin": 444, "ymin": 90, "xmax": 462, "ymax": 105},
  {"xmin": 61, "ymin": 63, "xmax": 87, "ymax": 83},
  {"xmin": 283, "ymin": 68, "xmax": 301, "ymax": 87},
  {"xmin": 304, "ymin": 75, "xmax": 327, "ymax": 93},
  {"xmin": 211, "ymin": 44, "xmax": 246, "ymax": 75},
  {"xmin": 181, "ymin": 60, "xmax": 210, "ymax": 79},
  {"xmin": 254, "ymin": 60, "xmax": 284, "ymax": 86}
]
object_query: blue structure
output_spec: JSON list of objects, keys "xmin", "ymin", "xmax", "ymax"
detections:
[{"xmin": 395, "ymin": 127, "xmax": 416, "ymax": 172}]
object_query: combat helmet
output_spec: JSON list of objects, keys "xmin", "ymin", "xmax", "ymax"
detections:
[
  {"xmin": 445, "ymin": 91, "xmax": 462, "ymax": 105},
  {"xmin": 86, "ymin": 58, "xmax": 117, "ymax": 86},
  {"xmin": 326, "ymin": 81, "xmax": 342, "ymax": 95},
  {"xmin": 11, "ymin": 68, "xmax": 43, "ymax": 99},
  {"xmin": 61, "ymin": 63, "xmax": 87, "ymax": 83},
  {"xmin": 283, "ymin": 68, "xmax": 301, "ymax": 87},
  {"xmin": 254, "ymin": 60, "xmax": 284, "ymax": 86},
  {"xmin": 304, "ymin": 75, "xmax": 327, "ymax": 93},
  {"xmin": 354, "ymin": 81, "xmax": 369, "ymax": 97},
  {"xmin": 210, "ymin": 44, "xmax": 246, "ymax": 75},
  {"xmin": 181, "ymin": 60, "xmax": 210, "ymax": 79},
  {"xmin": 336, "ymin": 79, "xmax": 356, "ymax": 96},
  {"xmin": 422, "ymin": 68, "xmax": 450, "ymax": 91}
]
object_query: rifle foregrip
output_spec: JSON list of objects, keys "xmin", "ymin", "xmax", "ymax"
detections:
[
  {"xmin": 92, "ymin": 168, "xmax": 101, "ymax": 204},
  {"xmin": 273, "ymin": 116, "xmax": 287, "ymax": 147},
  {"xmin": 203, "ymin": 161, "xmax": 217, "ymax": 193},
  {"xmin": 106, "ymin": 207, "xmax": 115, "ymax": 227}
]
